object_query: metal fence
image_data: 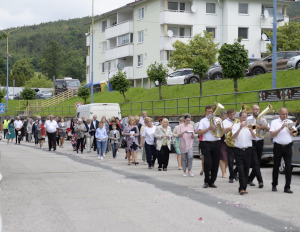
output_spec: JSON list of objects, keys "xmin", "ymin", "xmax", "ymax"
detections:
[{"xmin": 1, "ymin": 87, "xmax": 299, "ymax": 117}]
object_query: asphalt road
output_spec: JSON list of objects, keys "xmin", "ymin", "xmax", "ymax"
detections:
[{"xmin": 0, "ymin": 137, "xmax": 300, "ymax": 232}]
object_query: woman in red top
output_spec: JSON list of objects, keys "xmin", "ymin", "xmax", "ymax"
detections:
[{"xmin": 38, "ymin": 120, "xmax": 46, "ymax": 149}]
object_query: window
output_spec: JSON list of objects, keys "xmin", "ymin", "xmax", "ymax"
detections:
[
  {"xmin": 179, "ymin": 28, "xmax": 185, "ymax": 37},
  {"xmin": 286, "ymin": 52, "xmax": 300, "ymax": 59},
  {"xmin": 239, "ymin": 3, "xmax": 248, "ymax": 14},
  {"xmin": 206, "ymin": 3, "xmax": 216, "ymax": 14},
  {"xmin": 138, "ymin": 30, "xmax": 144, "ymax": 43},
  {"xmin": 102, "ymin": 62, "xmax": 109, "ymax": 72},
  {"xmin": 138, "ymin": 7, "xmax": 144, "ymax": 19},
  {"xmin": 102, "ymin": 20, "xmax": 107, "ymax": 32},
  {"xmin": 137, "ymin": 54, "xmax": 143, "ymax": 66},
  {"xmin": 166, "ymin": 51, "xmax": 172, "ymax": 61},
  {"xmin": 206, "ymin": 27, "xmax": 216, "ymax": 38},
  {"xmin": 168, "ymin": 2, "xmax": 185, "ymax": 11},
  {"xmin": 55, "ymin": 81, "xmax": 63, "ymax": 89},
  {"xmin": 102, "ymin": 41, "xmax": 107, "ymax": 52},
  {"xmin": 117, "ymin": 34, "xmax": 132, "ymax": 46},
  {"xmin": 262, "ymin": 7, "xmax": 273, "ymax": 16},
  {"xmin": 238, "ymin": 27, "xmax": 248, "ymax": 39},
  {"xmin": 168, "ymin": 27, "xmax": 178, "ymax": 37}
]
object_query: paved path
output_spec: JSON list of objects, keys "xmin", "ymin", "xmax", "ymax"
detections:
[{"xmin": 0, "ymin": 138, "xmax": 299, "ymax": 232}]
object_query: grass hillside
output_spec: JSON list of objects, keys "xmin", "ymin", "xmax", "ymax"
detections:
[{"xmin": 3, "ymin": 69, "xmax": 300, "ymax": 116}]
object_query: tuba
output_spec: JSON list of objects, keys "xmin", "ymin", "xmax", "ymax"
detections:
[
  {"xmin": 225, "ymin": 118, "xmax": 240, "ymax": 147},
  {"xmin": 256, "ymin": 104, "xmax": 274, "ymax": 138},
  {"xmin": 240, "ymin": 104, "xmax": 252, "ymax": 114},
  {"xmin": 208, "ymin": 103, "xmax": 225, "ymax": 138}
]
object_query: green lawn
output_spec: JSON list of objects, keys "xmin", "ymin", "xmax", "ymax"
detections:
[{"xmin": 2, "ymin": 69, "xmax": 300, "ymax": 116}]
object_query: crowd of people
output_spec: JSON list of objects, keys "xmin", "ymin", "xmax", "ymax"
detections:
[{"xmin": 1, "ymin": 105, "xmax": 296, "ymax": 195}]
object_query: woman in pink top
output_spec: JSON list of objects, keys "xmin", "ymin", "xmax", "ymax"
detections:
[{"xmin": 177, "ymin": 114, "xmax": 195, "ymax": 177}]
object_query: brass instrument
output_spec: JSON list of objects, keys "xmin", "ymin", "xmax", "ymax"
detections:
[
  {"xmin": 225, "ymin": 118, "xmax": 240, "ymax": 147},
  {"xmin": 208, "ymin": 103, "xmax": 225, "ymax": 138},
  {"xmin": 284, "ymin": 119, "xmax": 299, "ymax": 136},
  {"xmin": 256, "ymin": 104, "xmax": 274, "ymax": 138},
  {"xmin": 240, "ymin": 104, "xmax": 252, "ymax": 114}
]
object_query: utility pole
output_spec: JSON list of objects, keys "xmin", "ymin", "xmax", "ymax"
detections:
[
  {"xmin": 91, "ymin": 0, "xmax": 94, "ymax": 103},
  {"xmin": 272, "ymin": 0, "xmax": 277, "ymax": 89}
]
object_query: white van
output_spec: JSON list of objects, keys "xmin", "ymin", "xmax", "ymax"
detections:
[{"xmin": 76, "ymin": 103, "xmax": 121, "ymax": 120}]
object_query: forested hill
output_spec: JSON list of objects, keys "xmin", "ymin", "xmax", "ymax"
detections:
[{"xmin": 0, "ymin": 16, "xmax": 91, "ymax": 70}]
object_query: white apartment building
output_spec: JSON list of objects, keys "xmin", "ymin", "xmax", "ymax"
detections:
[{"xmin": 86, "ymin": 0, "xmax": 293, "ymax": 88}]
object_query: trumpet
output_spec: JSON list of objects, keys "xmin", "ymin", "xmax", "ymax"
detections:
[{"xmin": 283, "ymin": 119, "xmax": 299, "ymax": 136}]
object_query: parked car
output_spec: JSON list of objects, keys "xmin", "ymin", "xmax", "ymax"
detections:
[
  {"xmin": 248, "ymin": 51, "xmax": 300, "ymax": 76},
  {"xmin": 286, "ymin": 55, "xmax": 300, "ymax": 69},
  {"xmin": 279, "ymin": 136, "xmax": 300, "ymax": 174},
  {"xmin": 35, "ymin": 91, "xmax": 53, "ymax": 99},
  {"xmin": 14, "ymin": 92, "xmax": 22, "ymax": 100},
  {"xmin": 161, "ymin": 68, "xmax": 199, "ymax": 85},
  {"xmin": 55, "ymin": 77, "xmax": 80, "ymax": 95}
]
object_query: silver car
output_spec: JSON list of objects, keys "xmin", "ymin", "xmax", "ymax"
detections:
[{"xmin": 286, "ymin": 55, "xmax": 300, "ymax": 69}]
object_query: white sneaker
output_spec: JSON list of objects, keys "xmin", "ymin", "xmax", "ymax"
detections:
[
  {"xmin": 188, "ymin": 171, "xmax": 194, "ymax": 177},
  {"xmin": 97, "ymin": 156, "xmax": 100, "ymax": 159},
  {"xmin": 100, "ymin": 156, "xmax": 103, "ymax": 160},
  {"xmin": 183, "ymin": 172, "xmax": 187, "ymax": 177}
]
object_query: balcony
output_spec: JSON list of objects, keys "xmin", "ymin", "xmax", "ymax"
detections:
[
  {"xmin": 105, "ymin": 20, "xmax": 133, "ymax": 40},
  {"xmin": 108, "ymin": 66, "xmax": 133, "ymax": 79},
  {"xmin": 86, "ymin": 55, "xmax": 90, "ymax": 66},
  {"xmin": 159, "ymin": 36, "xmax": 191, "ymax": 50},
  {"xmin": 261, "ymin": 15, "xmax": 289, "ymax": 29},
  {"xmin": 86, "ymin": 36, "xmax": 90, "ymax": 46},
  {"xmin": 105, "ymin": 44, "xmax": 134, "ymax": 61},
  {"xmin": 261, "ymin": 40, "xmax": 271, "ymax": 53},
  {"xmin": 160, "ymin": 11, "xmax": 195, "ymax": 25}
]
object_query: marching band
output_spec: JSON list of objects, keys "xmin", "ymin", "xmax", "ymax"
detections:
[{"xmin": 199, "ymin": 103, "xmax": 297, "ymax": 195}]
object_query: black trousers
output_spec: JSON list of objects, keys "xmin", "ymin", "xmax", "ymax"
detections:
[
  {"xmin": 227, "ymin": 145, "xmax": 238, "ymax": 180},
  {"xmin": 272, "ymin": 142, "xmax": 293, "ymax": 190},
  {"xmin": 202, "ymin": 141, "xmax": 221, "ymax": 184},
  {"xmin": 47, "ymin": 132, "xmax": 56, "ymax": 151},
  {"xmin": 235, "ymin": 147, "xmax": 251, "ymax": 192},
  {"xmin": 77, "ymin": 138, "xmax": 84, "ymax": 152},
  {"xmin": 4, "ymin": 129, "xmax": 8, "ymax": 138},
  {"xmin": 145, "ymin": 142, "xmax": 157, "ymax": 168},
  {"xmin": 15, "ymin": 129, "xmax": 20, "ymax": 144},
  {"xmin": 93, "ymin": 135, "xmax": 97, "ymax": 151},
  {"xmin": 248, "ymin": 140, "xmax": 264, "ymax": 183},
  {"xmin": 158, "ymin": 145, "xmax": 170, "ymax": 168}
]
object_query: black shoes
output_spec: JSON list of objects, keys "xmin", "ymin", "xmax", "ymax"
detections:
[
  {"xmin": 259, "ymin": 182, "xmax": 264, "ymax": 188},
  {"xmin": 248, "ymin": 182, "xmax": 256, "ymax": 186},
  {"xmin": 163, "ymin": 168, "xmax": 167, "ymax": 171},
  {"xmin": 284, "ymin": 189, "xmax": 293, "ymax": 194},
  {"xmin": 209, "ymin": 184, "xmax": 217, "ymax": 188},
  {"xmin": 229, "ymin": 179, "xmax": 234, "ymax": 183},
  {"xmin": 272, "ymin": 186, "xmax": 277, "ymax": 192},
  {"xmin": 158, "ymin": 167, "xmax": 162, "ymax": 171},
  {"xmin": 203, "ymin": 183, "xmax": 209, "ymax": 188}
]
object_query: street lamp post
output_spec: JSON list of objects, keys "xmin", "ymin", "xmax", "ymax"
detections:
[
  {"xmin": 1, "ymin": 28, "xmax": 18, "ymax": 111},
  {"xmin": 91, "ymin": 0, "xmax": 94, "ymax": 103},
  {"xmin": 272, "ymin": 0, "xmax": 277, "ymax": 89}
]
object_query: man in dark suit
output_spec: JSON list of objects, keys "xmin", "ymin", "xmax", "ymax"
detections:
[
  {"xmin": 90, "ymin": 115, "xmax": 99, "ymax": 151},
  {"xmin": 81, "ymin": 116, "xmax": 88, "ymax": 149}
]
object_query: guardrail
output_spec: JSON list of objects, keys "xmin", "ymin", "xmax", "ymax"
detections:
[{"xmin": 1, "ymin": 87, "xmax": 299, "ymax": 117}]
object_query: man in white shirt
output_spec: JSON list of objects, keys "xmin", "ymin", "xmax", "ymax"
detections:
[
  {"xmin": 14, "ymin": 116, "xmax": 23, "ymax": 144},
  {"xmin": 139, "ymin": 111, "xmax": 147, "ymax": 126},
  {"xmin": 270, "ymin": 108, "xmax": 296, "ymax": 194},
  {"xmin": 247, "ymin": 105, "xmax": 268, "ymax": 188},
  {"xmin": 198, "ymin": 105, "xmax": 221, "ymax": 188},
  {"xmin": 232, "ymin": 111, "xmax": 256, "ymax": 195},
  {"xmin": 223, "ymin": 109, "xmax": 238, "ymax": 183},
  {"xmin": 45, "ymin": 115, "xmax": 58, "ymax": 151}
]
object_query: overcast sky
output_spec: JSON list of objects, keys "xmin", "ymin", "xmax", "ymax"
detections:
[{"xmin": 0, "ymin": 0, "xmax": 134, "ymax": 30}]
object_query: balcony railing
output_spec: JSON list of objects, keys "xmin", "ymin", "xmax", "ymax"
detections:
[
  {"xmin": 160, "ymin": 36, "xmax": 192, "ymax": 50},
  {"xmin": 160, "ymin": 10, "xmax": 195, "ymax": 25},
  {"xmin": 105, "ymin": 44, "xmax": 134, "ymax": 61},
  {"xmin": 261, "ymin": 15, "xmax": 289, "ymax": 29},
  {"xmin": 105, "ymin": 20, "xmax": 133, "ymax": 40}
]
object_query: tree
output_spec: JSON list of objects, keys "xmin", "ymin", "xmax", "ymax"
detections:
[
  {"xmin": 40, "ymin": 40, "xmax": 62, "ymax": 79},
  {"xmin": 110, "ymin": 70, "xmax": 131, "ymax": 101},
  {"xmin": 218, "ymin": 38, "xmax": 249, "ymax": 92},
  {"xmin": 192, "ymin": 56, "xmax": 209, "ymax": 96},
  {"xmin": 265, "ymin": 21, "xmax": 300, "ymax": 53},
  {"xmin": 147, "ymin": 62, "xmax": 168, "ymax": 100},
  {"xmin": 0, "ymin": 57, "xmax": 6, "ymax": 86},
  {"xmin": 77, "ymin": 86, "xmax": 90, "ymax": 104},
  {"xmin": 0, "ymin": 88, "xmax": 6, "ymax": 102},
  {"xmin": 21, "ymin": 87, "xmax": 36, "ymax": 100},
  {"xmin": 24, "ymin": 74, "xmax": 53, "ymax": 88},
  {"xmin": 11, "ymin": 59, "xmax": 35, "ymax": 86},
  {"xmin": 168, "ymin": 31, "xmax": 219, "ymax": 70},
  {"xmin": 61, "ymin": 50, "xmax": 86, "ymax": 82}
]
